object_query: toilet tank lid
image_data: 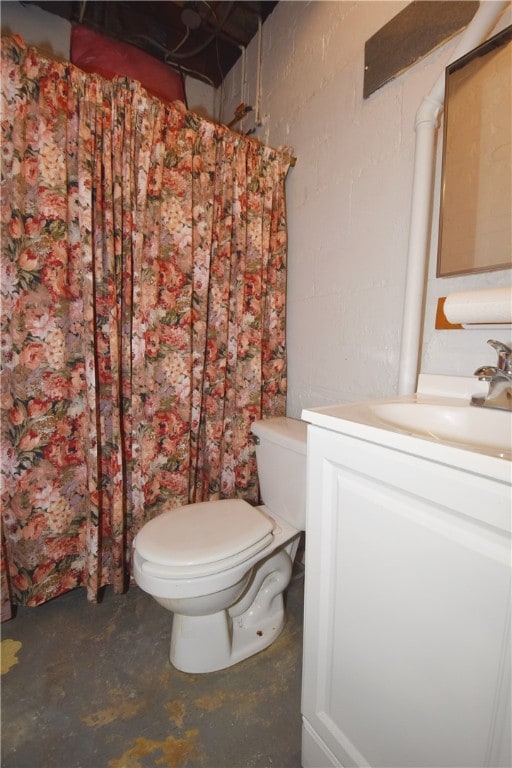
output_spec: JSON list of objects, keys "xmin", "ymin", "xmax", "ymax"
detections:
[{"xmin": 251, "ymin": 416, "xmax": 307, "ymax": 455}]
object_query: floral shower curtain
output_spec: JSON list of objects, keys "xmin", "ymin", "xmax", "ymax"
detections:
[{"xmin": 0, "ymin": 36, "xmax": 291, "ymax": 621}]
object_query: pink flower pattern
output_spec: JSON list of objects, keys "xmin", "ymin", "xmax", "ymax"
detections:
[{"xmin": 0, "ymin": 36, "xmax": 290, "ymax": 620}]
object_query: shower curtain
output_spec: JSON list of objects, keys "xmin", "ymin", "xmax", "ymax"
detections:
[{"xmin": 0, "ymin": 36, "xmax": 291, "ymax": 621}]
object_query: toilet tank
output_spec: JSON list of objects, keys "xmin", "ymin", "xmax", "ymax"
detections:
[{"xmin": 251, "ymin": 416, "xmax": 307, "ymax": 529}]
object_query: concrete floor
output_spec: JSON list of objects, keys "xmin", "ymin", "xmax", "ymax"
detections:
[{"xmin": 1, "ymin": 569, "xmax": 304, "ymax": 768}]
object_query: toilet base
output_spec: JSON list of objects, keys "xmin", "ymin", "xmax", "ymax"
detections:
[
  {"xmin": 169, "ymin": 549, "xmax": 292, "ymax": 673},
  {"xmin": 170, "ymin": 595, "xmax": 286, "ymax": 673}
]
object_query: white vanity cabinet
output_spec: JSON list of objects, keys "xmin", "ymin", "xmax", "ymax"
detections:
[{"xmin": 301, "ymin": 415, "xmax": 511, "ymax": 768}]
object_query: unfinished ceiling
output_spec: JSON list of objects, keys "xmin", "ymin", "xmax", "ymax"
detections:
[{"xmin": 23, "ymin": 1, "xmax": 279, "ymax": 88}]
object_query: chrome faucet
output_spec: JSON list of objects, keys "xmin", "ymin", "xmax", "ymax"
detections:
[{"xmin": 471, "ymin": 339, "xmax": 512, "ymax": 411}]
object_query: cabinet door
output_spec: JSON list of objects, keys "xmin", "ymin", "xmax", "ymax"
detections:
[{"xmin": 302, "ymin": 426, "xmax": 511, "ymax": 768}]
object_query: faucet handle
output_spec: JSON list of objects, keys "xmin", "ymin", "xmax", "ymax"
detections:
[
  {"xmin": 486, "ymin": 339, "xmax": 512, "ymax": 373},
  {"xmin": 474, "ymin": 365, "xmax": 498, "ymax": 381}
]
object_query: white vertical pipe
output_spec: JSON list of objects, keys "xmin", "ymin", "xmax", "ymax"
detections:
[
  {"xmin": 255, "ymin": 15, "xmax": 263, "ymax": 125},
  {"xmin": 398, "ymin": 99, "xmax": 442, "ymax": 396},
  {"xmin": 240, "ymin": 45, "xmax": 247, "ymax": 130},
  {"xmin": 398, "ymin": 0, "xmax": 509, "ymax": 395},
  {"xmin": 241, "ymin": 45, "xmax": 246, "ymax": 103}
]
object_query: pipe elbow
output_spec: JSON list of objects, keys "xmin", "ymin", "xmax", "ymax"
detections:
[{"xmin": 415, "ymin": 95, "xmax": 444, "ymax": 129}]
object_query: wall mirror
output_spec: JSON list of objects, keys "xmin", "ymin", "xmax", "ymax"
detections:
[{"xmin": 437, "ymin": 25, "xmax": 511, "ymax": 277}]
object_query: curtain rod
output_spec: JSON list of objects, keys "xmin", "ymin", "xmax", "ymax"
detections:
[{"xmin": 227, "ymin": 103, "xmax": 297, "ymax": 167}]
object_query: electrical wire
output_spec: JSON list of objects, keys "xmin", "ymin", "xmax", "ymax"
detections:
[
  {"xmin": 168, "ymin": 27, "xmax": 190, "ymax": 56},
  {"xmin": 125, "ymin": 34, "xmax": 215, "ymax": 87}
]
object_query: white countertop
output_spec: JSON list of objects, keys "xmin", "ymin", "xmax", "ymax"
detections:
[{"xmin": 301, "ymin": 375, "xmax": 512, "ymax": 485}]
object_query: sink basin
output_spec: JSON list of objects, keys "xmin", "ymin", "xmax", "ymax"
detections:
[
  {"xmin": 303, "ymin": 376, "xmax": 512, "ymax": 477},
  {"xmin": 370, "ymin": 401, "xmax": 512, "ymax": 458}
]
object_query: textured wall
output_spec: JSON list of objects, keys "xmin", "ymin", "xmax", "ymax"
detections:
[{"xmin": 221, "ymin": 1, "xmax": 512, "ymax": 415}]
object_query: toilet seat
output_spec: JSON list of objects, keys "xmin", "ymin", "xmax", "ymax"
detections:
[{"xmin": 135, "ymin": 499, "xmax": 275, "ymax": 579}]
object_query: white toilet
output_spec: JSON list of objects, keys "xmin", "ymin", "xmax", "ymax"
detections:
[{"xmin": 132, "ymin": 416, "xmax": 307, "ymax": 673}]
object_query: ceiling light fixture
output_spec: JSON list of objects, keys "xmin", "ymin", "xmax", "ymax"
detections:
[{"xmin": 181, "ymin": 4, "xmax": 202, "ymax": 30}]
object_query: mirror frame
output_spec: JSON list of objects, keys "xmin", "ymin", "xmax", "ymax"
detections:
[{"xmin": 437, "ymin": 25, "xmax": 512, "ymax": 277}]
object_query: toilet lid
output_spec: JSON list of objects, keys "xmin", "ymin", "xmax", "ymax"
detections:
[{"xmin": 135, "ymin": 499, "xmax": 275, "ymax": 577}]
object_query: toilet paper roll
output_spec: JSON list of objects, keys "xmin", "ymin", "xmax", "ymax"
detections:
[{"xmin": 443, "ymin": 286, "xmax": 512, "ymax": 325}]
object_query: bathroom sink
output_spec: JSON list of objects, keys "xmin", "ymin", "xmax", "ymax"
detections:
[
  {"xmin": 370, "ymin": 401, "xmax": 512, "ymax": 457},
  {"xmin": 303, "ymin": 376, "xmax": 511, "ymax": 482}
]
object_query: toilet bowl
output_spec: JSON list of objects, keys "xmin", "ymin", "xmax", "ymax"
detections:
[{"xmin": 132, "ymin": 416, "xmax": 307, "ymax": 673}]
